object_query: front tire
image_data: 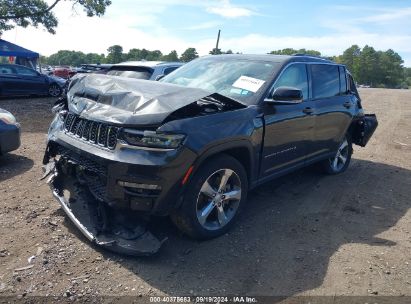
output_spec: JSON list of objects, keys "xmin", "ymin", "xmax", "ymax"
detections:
[
  {"xmin": 48, "ymin": 83, "xmax": 62, "ymax": 97},
  {"xmin": 171, "ymin": 154, "xmax": 248, "ymax": 240},
  {"xmin": 322, "ymin": 135, "xmax": 352, "ymax": 174}
]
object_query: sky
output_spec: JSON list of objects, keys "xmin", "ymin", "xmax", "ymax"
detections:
[{"xmin": 2, "ymin": 0, "xmax": 411, "ymax": 66}]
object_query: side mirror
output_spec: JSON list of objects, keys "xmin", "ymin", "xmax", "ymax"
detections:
[{"xmin": 266, "ymin": 86, "xmax": 303, "ymax": 104}]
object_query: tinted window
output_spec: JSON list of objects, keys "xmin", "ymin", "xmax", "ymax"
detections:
[
  {"xmin": 163, "ymin": 67, "xmax": 178, "ymax": 75},
  {"xmin": 273, "ymin": 64, "xmax": 308, "ymax": 99},
  {"xmin": 311, "ymin": 64, "xmax": 339, "ymax": 99},
  {"xmin": 0, "ymin": 67, "xmax": 14, "ymax": 74},
  {"xmin": 15, "ymin": 66, "xmax": 38, "ymax": 76},
  {"xmin": 339, "ymin": 66, "xmax": 347, "ymax": 94},
  {"xmin": 107, "ymin": 67, "xmax": 153, "ymax": 80}
]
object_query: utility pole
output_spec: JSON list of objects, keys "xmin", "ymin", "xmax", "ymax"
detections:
[{"xmin": 215, "ymin": 29, "xmax": 221, "ymax": 54}]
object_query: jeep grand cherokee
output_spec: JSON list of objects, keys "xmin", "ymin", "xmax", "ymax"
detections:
[{"xmin": 43, "ymin": 54, "xmax": 378, "ymax": 255}]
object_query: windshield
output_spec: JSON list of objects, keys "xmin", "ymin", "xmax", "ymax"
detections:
[
  {"xmin": 161, "ymin": 57, "xmax": 278, "ymax": 104},
  {"xmin": 107, "ymin": 67, "xmax": 153, "ymax": 80}
]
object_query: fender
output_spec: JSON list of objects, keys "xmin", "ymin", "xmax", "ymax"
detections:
[{"xmin": 189, "ymin": 138, "xmax": 258, "ymax": 189}]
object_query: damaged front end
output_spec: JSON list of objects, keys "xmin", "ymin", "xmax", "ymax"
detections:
[
  {"xmin": 42, "ymin": 153, "xmax": 163, "ymax": 256},
  {"xmin": 42, "ymin": 74, "xmax": 248, "ymax": 256}
]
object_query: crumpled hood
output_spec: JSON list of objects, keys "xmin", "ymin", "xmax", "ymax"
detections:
[{"xmin": 67, "ymin": 74, "xmax": 242, "ymax": 126}]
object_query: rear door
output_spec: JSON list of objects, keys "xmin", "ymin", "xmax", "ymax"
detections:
[
  {"xmin": 261, "ymin": 63, "xmax": 316, "ymax": 176},
  {"xmin": 309, "ymin": 64, "xmax": 353, "ymax": 159}
]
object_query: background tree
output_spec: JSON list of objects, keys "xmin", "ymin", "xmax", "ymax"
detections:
[
  {"xmin": 378, "ymin": 49, "xmax": 404, "ymax": 88},
  {"xmin": 0, "ymin": 0, "xmax": 111, "ymax": 34},
  {"xmin": 338, "ymin": 45, "xmax": 361, "ymax": 80},
  {"xmin": 39, "ymin": 44, "xmax": 409, "ymax": 89},
  {"xmin": 180, "ymin": 48, "xmax": 198, "ymax": 62},
  {"xmin": 209, "ymin": 48, "xmax": 222, "ymax": 55},
  {"xmin": 358, "ymin": 45, "xmax": 379, "ymax": 86},
  {"xmin": 161, "ymin": 50, "xmax": 179, "ymax": 62},
  {"xmin": 106, "ymin": 45, "xmax": 124, "ymax": 64},
  {"xmin": 126, "ymin": 48, "xmax": 143, "ymax": 61},
  {"xmin": 125, "ymin": 48, "xmax": 163, "ymax": 61},
  {"xmin": 84, "ymin": 52, "xmax": 106, "ymax": 64},
  {"xmin": 337, "ymin": 45, "xmax": 406, "ymax": 88},
  {"xmin": 269, "ymin": 48, "xmax": 321, "ymax": 56},
  {"xmin": 405, "ymin": 67, "xmax": 411, "ymax": 88},
  {"xmin": 209, "ymin": 48, "xmax": 237, "ymax": 55},
  {"xmin": 145, "ymin": 50, "xmax": 162, "ymax": 61}
]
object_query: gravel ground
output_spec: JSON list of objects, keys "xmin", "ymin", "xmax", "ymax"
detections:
[{"xmin": 0, "ymin": 89, "xmax": 410, "ymax": 300}]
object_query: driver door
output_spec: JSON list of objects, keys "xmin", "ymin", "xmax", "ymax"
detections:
[{"xmin": 260, "ymin": 63, "xmax": 315, "ymax": 177}]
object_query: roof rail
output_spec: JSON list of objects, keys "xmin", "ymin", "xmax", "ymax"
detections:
[
  {"xmin": 292, "ymin": 53, "xmax": 334, "ymax": 62},
  {"xmin": 293, "ymin": 53, "xmax": 322, "ymax": 58}
]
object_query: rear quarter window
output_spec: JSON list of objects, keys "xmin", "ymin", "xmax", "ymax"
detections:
[
  {"xmin": 107, "ymin": 67, "xmax": 153, "ymax": 80},
  {"xmin": 163, "ymin": 67, "xmax": 179, "ymax": 75},
  {"xmin": 311, "ymin": 64, "xmax": 340, "ymax": 99},
  {"xmin": 339, "ymin": 66, "xmax": 347, "ymax": 94}
]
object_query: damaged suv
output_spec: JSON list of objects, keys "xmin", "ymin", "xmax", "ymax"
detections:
[{"xmin": 43, "ymin": 54, "xmax": 377, "ymax": 255}]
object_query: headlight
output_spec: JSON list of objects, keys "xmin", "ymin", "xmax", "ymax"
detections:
[
  {"xmin": 0, "ymin": 109, "xmax": 17, "ymax": 125},
  {"xmin": 122, "ymin": 129, "xmax": 185, "ymax": 149}
]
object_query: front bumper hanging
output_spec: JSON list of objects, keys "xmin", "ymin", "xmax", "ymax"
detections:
[{"xmin": 42, "ymin": 158, "xmax": 163, "ymax": 256}]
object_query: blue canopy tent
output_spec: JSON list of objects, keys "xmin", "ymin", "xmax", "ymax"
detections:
[{"xmin": 0, "ymin": 39, "xmax": 39, "ymax": 68}]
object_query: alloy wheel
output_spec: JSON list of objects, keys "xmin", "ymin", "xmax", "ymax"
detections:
[
  {"xmin": 48, "ymin": 84, "xmax": 61, "ymax": 97},
  {"xmin": 196, "ymin": 168, "xmax": 242, "ymax": 231},
  {"xmin": 330, "ymin": 138, "xmax": 349, "ymax": 172}
]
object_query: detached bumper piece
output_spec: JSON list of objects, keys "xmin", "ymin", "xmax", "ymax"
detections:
[
  {"xmin": 42, "ymin": 159, "xmax": 162, "ymax": 256},
  {"xmin": 0, "ymin": 124, "xmax": 20, "ymax": 154},
  {"xmin": 353, "ymin": 114, "xmax": 378, "ymax": 147}
]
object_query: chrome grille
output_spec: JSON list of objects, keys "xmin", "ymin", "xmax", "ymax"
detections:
[
  {"xmin": 98, "ymin": 124, "xmax": 108, "ymax": 146},
  {"xmin": 89, "ymin": 122, "xmax": 99, "ymax": 143},
  {"xmin": 64, "ymin": 113, "xmax": 119, "ymax": 150}
]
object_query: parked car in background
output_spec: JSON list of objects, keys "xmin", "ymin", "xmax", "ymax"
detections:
[
  {"xmin": 74, "ymin": 64, "xmax": 112, "ymax": 75},
  {"xmin": 37, "ymin": 65, "xmax": 54, "ymax": 75},
  {"xmin": 43, "ymin": 54, "xmax": 377, "ymax": 255},
  {"xmin": 0, "ymin": 108, "xmax": 20, "ymax": 155},
  {"xmin": 53, "ymin": 66, "xmax": 76, "ymax": 79},
  {"xmin": 106, "ymin": 61, "xmax": 183, "ymax": 80},
  {"xmin": 0, "ymin": 64, "xmax": 66, "ymax": 97}
]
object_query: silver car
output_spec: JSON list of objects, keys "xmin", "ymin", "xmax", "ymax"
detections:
[{"xmin": 106, "ymin": 61, "xmax": 183, "ymax": 81}]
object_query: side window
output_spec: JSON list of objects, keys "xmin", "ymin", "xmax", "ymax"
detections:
[
  {"xmin": 273, "ymin": 64, "xmax": 308, "ymax": 99},
  {"xmin": 163, "ymin": 67, "xmax": 178, "ymax": 75},
  {"xmin": 311, "ymin": 64, "xmax": 340, "ymax": 99},
  {"xmin": 0, "ymin": 67, "xmax": 14, "ymax": 74},
  {"xmin": 339, "ymin": 66, "xmax": 347, "ymax": 94},
  {"xmin": 15, "ymin": 66, "xmax": 38, "ymax": 76}
]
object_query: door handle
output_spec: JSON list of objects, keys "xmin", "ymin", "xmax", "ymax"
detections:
[
  {"xmin": 343, "ymin": 101, "xmax": 352, "ymax": 108},
  {"xmin": 302, "ymin": 107, "xmax": 313, "ymax": 114}
]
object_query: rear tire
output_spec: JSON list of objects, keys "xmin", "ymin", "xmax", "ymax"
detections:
[
  {"xmin": 48, "ymin": 83, "xmax": 62, "ymax": 97},
  {"xmin": 321, "ymin": 135, "xmax": 352, "ymax": 175},
  {"xmin": 171, "ymin": 154, "xmax": 248, "ymax": 240}
]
